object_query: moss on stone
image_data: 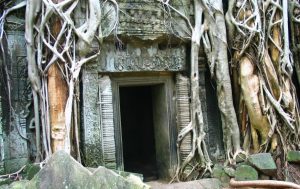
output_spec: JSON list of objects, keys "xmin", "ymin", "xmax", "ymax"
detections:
[
  {"xmin": 212, "ymin": 164, "xmax": 230, "ymax": 187},
  {"xmin": 248, "ymin": 153, "xmax": 276, "ymax": 176},
  {"xmin": 234, "ymin": 165, "xmax": 258, "ymax": 181},
  {"xmin": 23, "ymin": 164, "xmax": 40, "ymax": 180},
  {"xmin": 287, "ymin": 151, "xmax": 300, "ymax": 163}
]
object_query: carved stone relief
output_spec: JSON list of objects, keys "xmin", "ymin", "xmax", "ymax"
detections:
[
  {"xmin": 75, "ymin": 0, "xmax": 190, "ymax": 41},
  {"xmin": 99, "ymin": 76, "xmax": 116, "ymax": 169},
  {"xmin": 116, "ymin": 0, "xmax": 191, "ymax": 40},
  {"xmin": 3, "ymin": 31, "xmax": 30, "ymax": 173},
  {"xmin": 98, "ymin": 44, "xmax": 186, "ymax": 72},
  {"xmin": 81, "ymin": 68, "xmax": 103, "ymax": 167},
  {"xmin": 175, "ymin": 73, "xmax": 192, "ymax": 176},
  {"xmin": 118, "ymin": 1, "xmax": 167, "ymax": 38}
]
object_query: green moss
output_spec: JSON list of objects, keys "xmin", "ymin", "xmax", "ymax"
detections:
[
  {"xmin": 9, "ymin": 181, "xmax": 29, "ymax": 189},
  {"xmin": 0, "ymin": 178, "xmax": 13, "ymax": 186},
  {"xmin": 212, "ymin": 164, "xmax": 230, "ymax": 186},
  {"xmin": 287, "ymin": 151, "xmax": 300, "ymax": 163},
  {"xmin": 235, "ymin": 165, "xmax": 258, "ymax": 181},
  {"xmin": 248, "ymin": 153, "xmax": 276, "ymax": 176},
  {"xmin": 23, "ymin": 164, "xmax": 40, "ymax": 180}
]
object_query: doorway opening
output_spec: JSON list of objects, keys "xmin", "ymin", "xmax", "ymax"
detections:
[{"xmin": 119, "ymin": 86, "xmax": 158, "ymax": 181}]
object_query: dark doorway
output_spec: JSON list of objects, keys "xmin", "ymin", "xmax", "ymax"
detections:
[{"xmin": 119, "ymin": 86, "xmax": 158, "ymax": 181}]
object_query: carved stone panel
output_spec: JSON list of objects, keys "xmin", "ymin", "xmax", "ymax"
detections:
[
  {"xmin": 76, "ymin": 0, "xmax": 191, "ymax": 42},
  {"xmin": 99, "ymin": 76, "xmax": 116, "ymax": 169},
  {"xmin": 3, "ymin": 31, "xmax": 29, "ymax": 173},
  {"xmin": 175, "ymin": 74, "xmax": 193, "ymax": 175},
  {"xmin": 118, "ymin": 1, "xmax": 167, "ymax": 38},
  {"xmin": 117, "ymin": 0, "xmax": 191, "ymax": 40},
  {"xmin": 98, "ymin": 44, "xmax": 186, "ymax": 72},
  {"xmin": 81, "ymin": 68, "xmax": 117, "ymax": 169},
  {"xmin": 81, "ymin": 67, "xmax": 103, "ymax": 167}
]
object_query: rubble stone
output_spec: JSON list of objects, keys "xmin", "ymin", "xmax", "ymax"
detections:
[
  {"xmin": 234, "ymin": 165, "xmax": 258, "ymax": 181},
  {"xmin": 287, "ymin": 151, "xmax": 300, "ymax": 163},
  {"xmin": 248, "ymin": 153, "xmax": 277, "ymax": 176}
]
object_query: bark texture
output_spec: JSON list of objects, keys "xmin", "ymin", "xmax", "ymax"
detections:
[
  {"xmin": 226, "ymin": 0, "xmax": 300, "ymax": 156},
  {"xmin": 203, "ymin": 0, "xmax": 243, "ymax": 162},
  {"xmin": 48, "ymin": 0, "xmax": 68, "ymax": 153}
]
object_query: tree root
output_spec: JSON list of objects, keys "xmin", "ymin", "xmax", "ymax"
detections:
[
  {"xmin": 0, "ymin": 165, "xmax": 26, "ymax": 180},
  {"xmin": 226, "ymin": 0, "xmax": 300, "ymax": 163},
  {"xmin": 24, "ymin": 0, "xmax": 120, "ymax": 159},
  {"xmin": 168, "ymin": 0, "xmax": 212, "ymax": 181},
  {"xmin": 230, "ymin": 178, "xmax": 300, "ymax": 189}
]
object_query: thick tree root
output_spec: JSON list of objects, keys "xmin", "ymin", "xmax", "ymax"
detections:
[
  {"xmin": 230, "ymin": 178, "xmax": 300, "ymax": 189},
  {"xmin": 23, "ymin": 0, "xmax": 119, "ymax": 159},
  {"xmin": 226, "ymin": 0, "xmax": 300, "ymax": 160}
]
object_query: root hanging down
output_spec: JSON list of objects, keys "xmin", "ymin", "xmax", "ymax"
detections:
[
  {"xmin": 24, "ymin": 0, "xmax": 119, "ymax": 160},
  {"xmin": 226, "ymin": 0, "xmax": 300, "ymax": 166},
  {"xmin": 160, "ymin": 0, "xmax": 214, "ymax": 181},
  {"xmin": 162, "ymin": 0, "xmax": 247, "ymax": 180}
]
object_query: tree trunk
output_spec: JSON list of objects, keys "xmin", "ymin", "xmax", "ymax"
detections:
[
  {"xmin": 48, "ymin": 0, "xmax": 68, "ymax": 153},
  {"xmin": 25, "ymin": 0, "xmax": 42, "ymax": 162},
  {"xmin": 204, "ymin": 0, "xmax": 242, "ymax": 161}
]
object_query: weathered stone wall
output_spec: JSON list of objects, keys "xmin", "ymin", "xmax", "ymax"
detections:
[
  {"xmin": 0, "ymin": 12, "xmax": 36, "ymax": 173},
  {"xmin": 0, "ymin": 0, "xmax": 225, "ymax": 177},
  {"xmin": 199, "ymin": 63, "xmax": 225, "ymax": 162},
  {"xmin": 3, "ymin": 30, "xmax": 30, "ymax": 173},
  {"xmin": 0, "ymin": 95, "xmax": 4, "ymax": 174},
  {"xmin": 80, "ymin": 0, "xmax": 225, "ymax": 175},
  {"xmin": 116, "ymin": 0, "xmax": 191, "ymax": 40},
  {"xmin": 81, "ymin": 63, "xmax": 103, "ymax": 168}
]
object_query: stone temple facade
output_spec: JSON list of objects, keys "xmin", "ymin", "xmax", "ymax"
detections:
[{"xmin": 0, "ymin": 0, "xmax": 224, "ymax": 180}]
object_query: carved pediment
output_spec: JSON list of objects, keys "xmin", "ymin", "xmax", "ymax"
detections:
[{"xmin": 116, "ymin": 1, "xmax": 191, "ymax": 40}]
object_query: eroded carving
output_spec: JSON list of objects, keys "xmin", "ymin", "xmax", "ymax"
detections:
[
  {"xmin": 99, "ymin": 76, "xmax": 116, "ymax": 169},
  {"xmin": 99, "ymin": 44, "xmax": 186, "ymax": 72},
  {"xmin": 116, "ymin": 1, "xmax": 191, "ymax": 39},
  {"xmin": 81, "ymin": 71, "xmax": 103, "ymax": 167}
]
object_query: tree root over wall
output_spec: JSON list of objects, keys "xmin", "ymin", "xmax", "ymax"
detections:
[
  {"xmin": 25, "ymin": 0, "xmax": 119, "ymax": 161},
  {"xmin": 226, "ymin": 0, "xmax": 300, "ymax": 180},
  {"xmin": 161, "ymin": 0, "xmax": 244, "ymax": 181}
]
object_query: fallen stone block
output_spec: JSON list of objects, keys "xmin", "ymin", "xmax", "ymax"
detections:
[
  {"xmin": 20, "ymin": 151, "xmax": 149, "ymax": 189},
  {"xmin": 212, "ymin": 164, "xmax": 230, "ymax": 187},
  {"xmin": 248, "ymin": 153, "xmax": 277, "ymax": 176},
  {"xmin": 234, "ymin": 165, "xmax": 258, "ymax": 181},
  {"xmin": 287, "ymin": 151, "xmax": 300, "ymax": 164}
]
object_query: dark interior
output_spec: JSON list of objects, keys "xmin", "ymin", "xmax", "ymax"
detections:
[{"xmin": 119, "ymin": 86, "xmax": 158, "ymax": 181}]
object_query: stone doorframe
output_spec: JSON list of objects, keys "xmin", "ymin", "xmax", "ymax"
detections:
[{"xmin": 111, "ymin": 74, "xmax": 177, "ymax": 179}]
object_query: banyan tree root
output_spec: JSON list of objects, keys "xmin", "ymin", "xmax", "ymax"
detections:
[
  {"xmin": 230, "ymin": 178, "xmax": 300, "ymax": 189},
  {"xmin": 24, "ymin": 0, "xmax": 119, "ymax": 160},
  {"xmin": 164, "ymin": 0, "xmax": 244, "ymax": 181},
  {"xmin": 25, "ymin": 0, "xmax": 42, "ymax": 161},
  {"xmin": 290, "ymin": 0, "xmax": 300, "ymax": 86},
  {"xmin": 226, "ymin": 0, "xmax": 300, "ymax": 157},
  {"xmin": 160, "ymin": 0, "xmax": 213, "ymax": 182},
  {"xmin": 239, "ymin": 56, "xmax": 270, "ymax": 152},
  {"xmin": 202, "ymin": 0, "xmax": 245, "ymax": 163}
]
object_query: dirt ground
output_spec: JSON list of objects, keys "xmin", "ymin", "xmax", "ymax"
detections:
[{"xmin": 146, "ymin": 178, "xmax": 221, "ymax": 189}]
